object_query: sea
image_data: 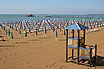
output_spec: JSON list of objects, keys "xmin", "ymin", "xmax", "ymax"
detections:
[{"xmin": 0, "ymin": 14, "xmax": 104, "ymax": 23}]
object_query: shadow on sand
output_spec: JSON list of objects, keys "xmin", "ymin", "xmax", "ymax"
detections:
[
  {"xmin": 0, "ymin": 45, "xmax": 15, "ymax": 47},
  {"xmin": 96, "ymin": 55, "xmax": 104, "ymax": 66}
]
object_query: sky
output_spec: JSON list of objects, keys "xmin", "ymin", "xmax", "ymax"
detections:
[{"xmin": 0, "ymin": 0, "xmax": 104, "ymax": 14}]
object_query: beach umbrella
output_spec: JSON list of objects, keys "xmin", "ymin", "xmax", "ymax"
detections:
[
  {"xmin": 36, "ymin": 29, "xmax": 38, "ymax": 35},
  {"xmin": 15, "ymin": 24, "xmax": 16, "ymax": 28},
  {"xmin": 11, "ymin": 31, "xmax": 13, "ymax": 39},
  {"xmin": 94, "ymin": 24, "xmax": 95, "ymax": 28},
  {"xmin": 56, "ymin": 29, "xmax": 57, "ymax": 38},
  {"xmin": 29, "ymin": 27, "xmax": 31, "ymax": 33},
  {"xmin": 97, "ymin": 23, "xmax": 98, "ymax": 27},
  {"xmin": 60, "ymin": 24, "xmax": 61, "ymax": 31},
  {"xmin": 5, "ymin": 30, "xmax": 7, "ymax": 35},
  {"xmin": 67, "ymin": 21, "xmax": 69, "ymax": 26},
  {"xmin": 57, "ymin": 25, "xmax": 59, "ymax": 29},
  {"xmin": 102, "ymin": 23, "xmax": 104, "ymax": 26},
  {"xmin": 53, "ymin": 27, "xmax": 55, "ymax": 32},
  {"xmin": 45, "ymin": 27, "xmax": 46, "ymax": 34},
  {"xmin": 90, "ymin": 25, "xmax": 92, "ymax": 29},
  {"xmin": 10, "ymin": 24, "xmax": 11, "ymax": 28},
  {"xmin": 25, "ymin": 30, "xmax": 27, "ymax": 37},
  {"xmin": 64, "ymin": 29, "xmax": 66, "ymax": 35},
  {"xmin": 24, "ymin": 25, "xmax": 26, "ymax": 30},
  {"xmin": 100, "ymin": 23, "xmax": 101, "ymax": 27},
  {"xmin": 4, "ymin": 26, "xmax": 5, "ymax": 30},
  {"xmin": 15, "ymin": 27, "xmax": 17, "ymax": 31},
  {"xmin": 8, "ymin": 29, "xmax": 10, "ymax": 36},
  {"xmin": 31, "ymin": 26, "xmax": 33, "ymax": 30},
  {"xmin": 19, "ymin": 29, "xmax": 21, "ymax": 34}
]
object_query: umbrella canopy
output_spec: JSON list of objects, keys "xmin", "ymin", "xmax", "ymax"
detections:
[{"xmin": 64, "ymin": 23, "xmax": 88, "ymax": 30}]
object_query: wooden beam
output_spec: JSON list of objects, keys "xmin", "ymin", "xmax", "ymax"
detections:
[
  {"xmin": 72, "ymin": 29, "xmax": 74, "ymax": 59},
  {"xmin": 66, "ymin": 29, "xmax": 68, "ymax": 62},
  {"xmin": 77, "ymin": 30, "xmax": 80, "ymax": 64}
]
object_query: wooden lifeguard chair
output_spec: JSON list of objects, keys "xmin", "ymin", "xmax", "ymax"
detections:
[{"xmin": 64, "ymin": 23, "xmax": 97, "ymax": 67}]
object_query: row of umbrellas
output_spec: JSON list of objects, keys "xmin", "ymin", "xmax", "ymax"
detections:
[{"xmin": 0, "ymin": 19, "xmax": 104, "ymax": 39}]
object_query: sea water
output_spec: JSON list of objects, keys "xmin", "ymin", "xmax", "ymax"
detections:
[{"xmin": 0, "ymin": 14, "xmax": 104, "ymax": 23}]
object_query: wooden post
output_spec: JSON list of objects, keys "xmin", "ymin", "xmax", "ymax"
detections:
[
  {"xmin": 66, "ymin": 29, "xmax": 68, "ymax": 62},
  {"xmin": 95, "ymin": 44, "xmax": 97, "ymax": 66},
  {"xmin": 90, "ymin": 48, "xmax": 92, "ymax": 67},
  {"xmin": 77, "ymin": 30, "xmax": 80, "ymax": 64},
  {"xmin": 83, "ymin": 29, "xmax": 85, "ymax": 47},
  {"xmin": 72, "ymin": 29, "xmax": 74, "ymax": 59}
]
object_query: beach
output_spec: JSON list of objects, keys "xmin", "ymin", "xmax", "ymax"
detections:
[{"xmin": 0, "ymin": 25, "xmax": 104, "ymax": 69}]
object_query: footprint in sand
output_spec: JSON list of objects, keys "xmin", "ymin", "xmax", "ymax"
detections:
[
  {"xmin": 5, "ymin": 56, "xmax": 7, "ymax": 58},
  {"xmin": 3, "ymin": 61, "xmax": 6, "ymax": 63},
  {"xmin": 27, "ymin": 62, "xmax": 29, "ymax": 64},
  {"xmin": 10, "ymin": 54, "xmax": 12, "ymax": 57}
]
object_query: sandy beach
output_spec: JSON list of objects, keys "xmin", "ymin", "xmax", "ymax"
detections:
[{"xmin": 0, "ymin": 26, "xmax": 104, "ymax": 69}]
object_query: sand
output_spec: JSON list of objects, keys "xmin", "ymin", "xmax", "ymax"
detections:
[{"xmin": 0, "ymin": 27, "xmax": 104, "ymax": 69}]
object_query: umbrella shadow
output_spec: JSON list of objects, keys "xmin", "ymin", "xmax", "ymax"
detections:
[
  {"xmin": 39, "ymin": 36, "xmax": 50, "ymax": 39},
  {"xmin": 59, "ymin": 39, "xmax": 65, "ymax": 41},
  {"xmin": 0, "ymin": 36, "xmax": 4, "ymax": 38},
  {"xmin": 28, "ymin": 39, "xmax": 40, "ymax": 41},
  {"xmin": 15, "ymin": 42, "xmax": 29, "ymax": 44},
  {"xmin": 0, "ymin": 45, "xmax": 15, "ymax": 47}
]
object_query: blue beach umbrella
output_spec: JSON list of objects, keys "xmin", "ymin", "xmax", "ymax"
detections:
[
  {"xmin": 57, "ymin": 25, "xmax": 59, "ymax": 29},
  {"xmin": 45, "ymin": 27, "xmax": 46, "ymax": 34},
  {"xmin": 56, "ymin": 29, "xmax": 57, "ymax": 38},
  {"xmin": 36, "ymin": 29, "xmax": 38, "ymax": 35},
  {"xmin": 12, "ymin": 25, "xmax": 13, "ymax": 29},
  {"xmin": 64, "ymin": 29, "xmax": 66, "ymax": 35},
  {"xmin": 10, "ymin": 24, "xmax": 11, "ymax": 28},
  {"xmin": 15, "ymin": 27, "xmax": 17, "ymax": 31},
  {"xmin": 15, "ymin": 24, "xmax": 16, "ymax": 28},
  {"xmin": 102, "ymin": 23, "xmax": 104, "ymax": 26},
  {"xmin": 90, "ymin": 25, "xmax": 92, "ymax": 29},
  {"xmin": 19, "ymin": 29, "xmax": 21, "ymax": 34},
  {"xmin": 31, "ymin": 26, "xmax": 33, "ymax": 30},
  {"xmin": 67, "ymin": 21, "xmax": 69, "ymax": 26},
  {"xmin": 60, "ymin": 24, "xmax": 61, "ymax": 31},
  {"xmin": 24, "ymin": 25, "xmax": 26, "ymax": 30},
  {"xmin": 100, "ymin": 23, "xmax": 101, "ymax": 27},
  {"xmin": 4, "ymin": 26, "xmax": 5, "ymax": 30},
  {"xmin": 29, "ymin": 27, "xmax": 31, "ymax": 33},
  {"xmin": 97, "ymin": 23, "xmax": 98, "ymax": 27},
  {"xmin": 53, "ymin": 27, "xmax": 55, "ymax": 32},
  {"xmin": 94, "ymin": 24, "xmax": 95, "ymax": 28}
]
